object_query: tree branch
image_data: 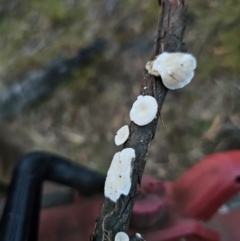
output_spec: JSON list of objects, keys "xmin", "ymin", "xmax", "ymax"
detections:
[{"xmin": 92, "ymin": 1, "xmax": 186, "ymax": 241}]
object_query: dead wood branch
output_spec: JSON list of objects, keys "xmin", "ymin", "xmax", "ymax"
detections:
[{"xmin": 92, "ymin": 1, "xmax": 186, "ymax": 241}]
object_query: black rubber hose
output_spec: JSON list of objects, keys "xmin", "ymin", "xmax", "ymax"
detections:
[{"xmin": 0, "ymin": 151, "xmax": 106, "ymax": 241}]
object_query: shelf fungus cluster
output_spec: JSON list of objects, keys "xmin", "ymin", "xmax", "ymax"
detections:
[
  {"xmin": 114, "ymin": 95, "xmax": 157, "ymax": 147},
  {"xmin": 104, "ymin": 148, "xmax": 135, "ymax": 202},
  {"xmin": 146, "ymin": 52, "xmax": 197, "ymax": 90},
  {"xmin": 106, "ymin": 80, "xmax": 159, "ymax": 202}
]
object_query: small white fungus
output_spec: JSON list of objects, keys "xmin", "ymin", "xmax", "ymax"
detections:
[
  {"xmin": 218, "ymin": 204, "xmax": 230, "ymax": 214},
  {"xmin": 115, "ymin": 232, "xmax": 129, "ymax": 241},
  {"xmin": 114, "ymin": 125, "xmax": 130, "ymax": 146},
  {"xmin": 130, "ymin": 95, "xmax": 158, "ymax": 126},
  {"xmin": 146, "ymin": 52, "xmax": 197, "ymax": 90},
  {"xmin": 104, "ymin": 148, "xmax": 135, "ymax": 202},
  {"xmin": 135, "ymin": 233, "xmax": 142, "ymax": 238}
]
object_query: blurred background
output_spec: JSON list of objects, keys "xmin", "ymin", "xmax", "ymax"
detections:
[{"xmin": 0, "ymin": 0, "xmax": 240, "ymax": 196}]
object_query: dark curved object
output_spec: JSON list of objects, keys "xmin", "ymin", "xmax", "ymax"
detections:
[
  {"xmin": 0, "ymin": 39, "xmax": 107, "ymax": 118},
  {"xmin": 0, "ymin": 151, "xmax": 106, "ymax": 241}
]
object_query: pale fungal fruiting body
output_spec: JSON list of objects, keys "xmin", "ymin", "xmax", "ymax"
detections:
[
  {"xmin": 114, "ymin": 125, "xmax": 130, "ymax": 146},
  {"xmin": 146, "ymin": 52, "xmax": 197, "ymax": 90},
  {"xmin": 104, "ymin": 148, "xmax": 135, "ymax": 202},
  {"xmin": 145, "ymin": 61, "xmax": 159, "ymax": 76},
  {"xmin": 115, "ymin": 232, "xmax": 129, "ymax": 241},
  {"xmin": 135, "ymin": 233, "xmax": 142, "ymax": 238},
  {"xmin": 130, "ymin": 95, "xmax": 158, "ymax": 126}
]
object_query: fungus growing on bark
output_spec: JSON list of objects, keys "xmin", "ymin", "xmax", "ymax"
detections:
[
  {"xmin": 130, "ymin": 95, "xmax": 158, "ymax": 126},
  {"xmin": 104, "ymin": 148, "xmax": 135, "ymax": 202},
  {"xmin": 114, "ymin": 125, "xmax": 130, "ymax": 146},
  {"xmin": 135, "ymin": 233, "xmax": 142, "ymax": 238},
  {"xmin": 146, "ymin": 52, "xmax": 197, "ymax": 90},
  {"xmin": 115, "ymin": 232, "xmax": 129, "ymax": 241}
]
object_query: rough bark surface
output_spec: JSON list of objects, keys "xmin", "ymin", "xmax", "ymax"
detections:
[{"xmin": 92, "ymin": 1, "xmax": 186, "ymax": 241}]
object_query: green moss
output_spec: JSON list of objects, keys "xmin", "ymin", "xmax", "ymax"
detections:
[
  {"xmin": 0, "ymin": 1, "xmax": 91, "ymax": 80},
  {"xmin": 29, "ymin": 0, "xmax": 69, "ymax": 25},
  {"xmin": 181, "ymin": 0, "xmax": 240, "ymax": 78},
  {"xmin": 194, "ymin": 119, "xmax": 212, "ymax": 135},
  {"xmin": 0, "ymin": 20, "xmax": 15, "ymax": 35}
]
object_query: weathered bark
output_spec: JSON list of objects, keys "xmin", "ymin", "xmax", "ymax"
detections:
[
  {"xmin": 0, "ymin": 39, "xmax": 106, "ymax": 119},
  {"xmin": 92, "ymin": 1, "xmax": 186, "ymax": 241}
]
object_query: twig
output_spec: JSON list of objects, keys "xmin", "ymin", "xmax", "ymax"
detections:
[{"xmin": 92, "ymin": 1, "xmax": 186, "ymax": 241}]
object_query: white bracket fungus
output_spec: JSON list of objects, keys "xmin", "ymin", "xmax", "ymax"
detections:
[
  {"xmin": 145, "ymin": 52, "xmax": 197, "ymax": 90},
  {"xmin": 114, "ymin": 125, "xmax": 130, "ymax": 146},
  {"xmin": 135, "ymin": 233, "xmax": 142, "ymax": 238},
  {"xmin": 115, "ymin": 232, "xmax": 129, "ymax": 241},
  {"xmin": 130, "ymin": 95, "xmax": 158, "ymax": 126},
  {"xmin": 104, "ymin": 148, "xmax": 135, "ymax": 202}
]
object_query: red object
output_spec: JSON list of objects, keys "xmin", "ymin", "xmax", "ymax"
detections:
[
  {"xmin": 142, "ymin": 220, "xmax": 219, "ymax": 241},
  {"xmin": 130, "ymin": 176, "xmax": 220, "ymax": 241},
  {"xmin": 208, "ymin": 208, "xmax": 240, "ymax": 241},
  {"xmin": 171, "ymin": 151, "xmax": 240, "ymax": 220},
  {"xmin": 131, "ymin": 175, "xmax": 166, "ymax": 228},
  {"xmin": 39, "ymin": 194, "xmax": 104, "ymax": 241},
  {"xmin": 38, "ymin": 151, "xmax": 240, "ymax": 241}
]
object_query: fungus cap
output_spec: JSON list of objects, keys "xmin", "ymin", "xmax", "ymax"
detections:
[
  {"xmin": 115, "ymin": 232, "xmax": 129, "ymax": 241},
  {"xmin": 104, "ymin": 148, "xmax": 135, "ymax": 202},
  {"xmin": 135, "ymin": 233, "xmax": 142, "ymax": 238},
  {"xmin": 130, "ymin": 95, "xmax": 158, "ymax": 126},
  {"xmin": 146, "ymin": 52, "xmax": 197, "ymax": 90},
  {"xmin": 114, "ymin": 125, "xmax": 130, "ymax": 146}
]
